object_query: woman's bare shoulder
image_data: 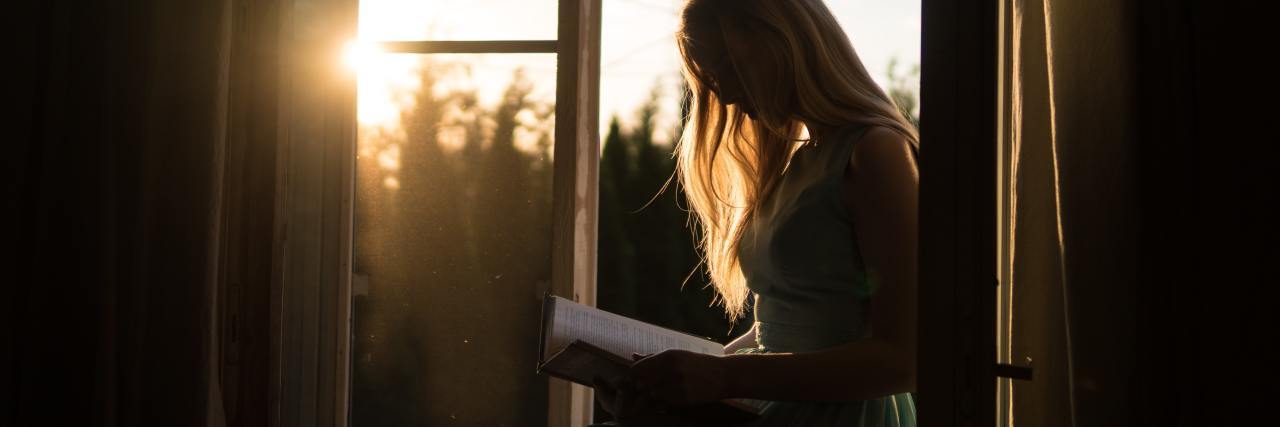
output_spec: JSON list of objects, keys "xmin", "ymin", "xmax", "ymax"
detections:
[{"xmin": 848, "ymin": 125, "xmax": 917, "ymax": 178}]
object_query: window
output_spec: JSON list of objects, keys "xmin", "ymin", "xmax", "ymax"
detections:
[
  {"xmin": 270, "ymin": 0, "xmax": 1002, "ymax": 426},
  {"xmin": 275, "ymin": 0, "xmax": 600, "ymax": 425},
  {"xmin": 351, "ymin": 48, "xmax": 560, "ymax": 424},
  {"xmin": 349, "ymin": 1, "xmax": 600, "ymax": 425}
]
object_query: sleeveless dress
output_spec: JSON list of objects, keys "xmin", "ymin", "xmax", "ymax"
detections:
[
  {"xmin": 730, "ymin": 122, "xmax": 918, "ymax": 426},
  {"xmin": 590, "ymin": 123, "xmax": 918, "ymax": 426}
]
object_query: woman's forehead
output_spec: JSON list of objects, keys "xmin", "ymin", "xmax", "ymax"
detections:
[
  {"xmin": 682, "ymin": 16, "xmax": 724, "ymax": 48},
  {"xmin": 682, "ymin": 32, "xmax": 727, "ymax": 65}
]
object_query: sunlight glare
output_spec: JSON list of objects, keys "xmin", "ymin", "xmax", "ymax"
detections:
[
  {"xmin": 353, "ymin": 0, "xmax": 559, "ymax": 130},
  {"xmin": 345, "ymin": 40, "xmax": 383, "ymax": 73},
  {"xmin": 347, "ymin": 37, "xmax": 422, "ymax": 128}
]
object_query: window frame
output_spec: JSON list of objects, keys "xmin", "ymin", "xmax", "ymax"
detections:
[
  {"xmin": 917, "ymin": 0, "xmax": 1001, "ymax": 426},
  {"xmin": 267, "ymin": 1, "xmax": 601, "ymax": 426},
  {"xmin": 253, "ymin": 0, "xmax": 1006, "ymax": 425}
]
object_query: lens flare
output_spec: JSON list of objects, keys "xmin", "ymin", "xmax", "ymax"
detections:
[{"xmin": 344, "ymin": 40, "xmax": 383, "ymax": 73}]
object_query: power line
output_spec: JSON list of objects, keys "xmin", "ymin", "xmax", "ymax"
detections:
[
  {"xmin": 603, "ymin": 34, "xmax": 676, "ymax": 68},
  {"xmin": 613, "ymin": 0, "xmax": 679, "ymax": 16}
]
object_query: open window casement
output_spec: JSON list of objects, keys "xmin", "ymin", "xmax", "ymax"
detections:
[{"xmin": 268, "ymin": 0, "xmax": 600, "ymax": 426}]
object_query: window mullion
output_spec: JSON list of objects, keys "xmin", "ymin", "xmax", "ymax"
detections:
[{"xmin": 548, "ymin": 1, "xmax": 601, "ymax": 427}]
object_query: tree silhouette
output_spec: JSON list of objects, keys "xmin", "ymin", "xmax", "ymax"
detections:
[
  {"xmin": 596, "ymin": 83, "xmax": 753, "ymax": 342},
  {"xmin": 886, "ymin": 56, "xmax": 921, "ymax": 127},
  {"xmin": 352, "ymin": 59, "xmax": 552, "ymax": 426}
]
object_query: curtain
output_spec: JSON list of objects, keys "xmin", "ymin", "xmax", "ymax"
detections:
[
  {"xmin": 10, "ymin": 0, "xmax": 234, "ymax": 425},
  {"xmin": 1004, "ymin": 0, "xmax": 1140, "ymax": 425},
  {"xmin": 1001, "ymin": 0, "xmax": 1279, "ymax": 424}
]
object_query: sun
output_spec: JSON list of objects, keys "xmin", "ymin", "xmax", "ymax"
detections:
[
  {"xmin": 344, "ymin": 40, "xmax": 383, "ymax": 73},
  {"xmin": 344, "ymin": 37, "xmax": 424, "ymax": 129}
]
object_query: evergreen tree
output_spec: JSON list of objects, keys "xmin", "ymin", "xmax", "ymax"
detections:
[
  {"xmin": 597, "ymin": 82, "xmax": 753, "ymax": 343},
  {"xmin": 353, "ymin": 58, "xmax": 459, "ymax": 425},
  {"xmin": 598, "ymin": 117, "xmax": 639, "ymax": 315},
  {"xmin": 886, "ymin": 56, "xmax": 921, "ymax": 127},
  {"xmin": 353, "ymin": 61, "xmax": 552, "ymax": 426}
]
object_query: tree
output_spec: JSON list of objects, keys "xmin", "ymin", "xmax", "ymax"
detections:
[
  {"xmin": 352, "ymin": 59, "xmax": 553, "ymax": 426},
  {"xmin": 596, "ymin": 83, "xmax": 752, "ymax": 343},
  {"xmin": 886, "ymin": 56, "xmax": 921, "ymax": 128}
]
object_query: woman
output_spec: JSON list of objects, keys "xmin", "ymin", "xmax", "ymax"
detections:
[{"xmin": 592, "ymin": 0, "xmax": 920, "ymax": 425}]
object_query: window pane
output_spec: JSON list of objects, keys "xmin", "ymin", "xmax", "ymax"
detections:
[
  {"xmin": 594, "ymin": 8, "xmax": 753, "ymax": 416},
  {"xmin": 595, "ymin": 0, "xmax": 747, "ymax": 392},
  {"xmin": 352, "ymin": 53, "xmax": 556, "ymax": 426},
  {"xmin": 358, "ymin": 0, "xmax": 558, "ymax": 41}
]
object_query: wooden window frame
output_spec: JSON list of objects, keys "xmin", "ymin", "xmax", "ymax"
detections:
[
  {"xmin": 995, "ymin": 0, "xmax": 1017, "ymax": 424},
  {"xmin": 918, "ymin": 0, "xmax": 1001, "ymax": 426},
  {"xmin": 264, "ymin": 1, "xmax": 601, "ymax": 426},
  {"xmin": 249, "ymin": 0, "xmax": 1004, "ymax": 425}
]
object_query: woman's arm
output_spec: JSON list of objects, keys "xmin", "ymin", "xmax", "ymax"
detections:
[
  {"xmin": 722, "ymin": 321, "xmax": 758, "ymax": 354},
  {"xmin": 630, "ymin": 126, "xmax": 918, "ymax": 404}
]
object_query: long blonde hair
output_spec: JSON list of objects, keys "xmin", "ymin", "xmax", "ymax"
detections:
[{"xmin": 675, "ymin": 0, "xmax": 920, "ymax": 321}]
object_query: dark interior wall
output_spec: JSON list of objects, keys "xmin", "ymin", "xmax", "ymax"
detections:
[
  {"xmin": 10, "ymin": 0, "xmax": 233, "ymax": 425},
  {"xmin": 1134, "ymin": 0, "xmax": 1278, "ymax": 424}
]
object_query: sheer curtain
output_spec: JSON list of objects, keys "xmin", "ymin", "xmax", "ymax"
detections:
[{"xmin": 1001, "ymin": 0, "xmax": 1139, "ymax": 425}]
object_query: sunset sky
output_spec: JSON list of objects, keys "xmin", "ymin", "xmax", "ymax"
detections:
[{"xmin": 353, "ymin": 0, "xmax": 920, "ymax": 142}]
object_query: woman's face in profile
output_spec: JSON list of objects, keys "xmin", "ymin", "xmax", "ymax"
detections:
[{"xmin": 688, "ymin": 30, "xmax": 757, "ymax": 118}]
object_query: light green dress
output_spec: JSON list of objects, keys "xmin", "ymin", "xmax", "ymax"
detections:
[{"xmin": 730, "ymin": 122, "xmax": 917, "ymax": 426}]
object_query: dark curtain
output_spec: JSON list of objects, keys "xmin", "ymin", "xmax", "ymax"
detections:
[
  {"xmin": 9, "ymin": 0, "xmax": 235, "ymax": 425},
  {"xmin": 1131, "ymin": 0, "xmax": 1278, "ymax": 424},
  {"xmin": 1004, "ymin": 0, "xmax": 1277, "ymax": 426}
]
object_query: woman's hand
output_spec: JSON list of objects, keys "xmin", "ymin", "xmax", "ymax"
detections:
[
  {"xmin": 628, "ymin": 349, "xmax": 732, "ymax": 407},
  {"xmin": 593, "ymin": 375, "xmax": 670, "ymax": 426}
]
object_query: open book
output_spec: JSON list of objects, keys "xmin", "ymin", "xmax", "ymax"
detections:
[{"xmin": 536, "ymin": 293, "xmax": 769, "ymax": 423}]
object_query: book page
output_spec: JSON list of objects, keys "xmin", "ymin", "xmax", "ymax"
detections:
[
  {"xmin": 545, "ymin": 296, "xmax": 724, "ymax": 361},
  {"xmin": 539, "ymin": 296, "xmax": 766, "ymax": 417}
]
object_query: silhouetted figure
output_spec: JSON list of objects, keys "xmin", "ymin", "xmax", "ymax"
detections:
[{"xmin": 593, "ymin": 0, "xmax": 921, "ymax": 426}]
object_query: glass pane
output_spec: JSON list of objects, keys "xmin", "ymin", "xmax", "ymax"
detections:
[
  {"xmin": 358, "ymin": 0, "xmax": 558, "ymax": 41},
  {"xmin": 830, "ymin": 1, "xmax": 921, "ymax": 123},
  {"xmin": 597, "ymin": 0, "xmax": 920, "ymax": 150},
  {"xmin": 595, "ymin": 0, "xmax": 747, "ymax": 374},
  {"xmin": 352, "ymin": 53, "xmax": 556, "ymax": 426}
]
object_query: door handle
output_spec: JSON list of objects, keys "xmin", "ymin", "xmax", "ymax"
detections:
[{"xmin": 994, "ymin": 363, "xmax": 1033, "ymax": 381}]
